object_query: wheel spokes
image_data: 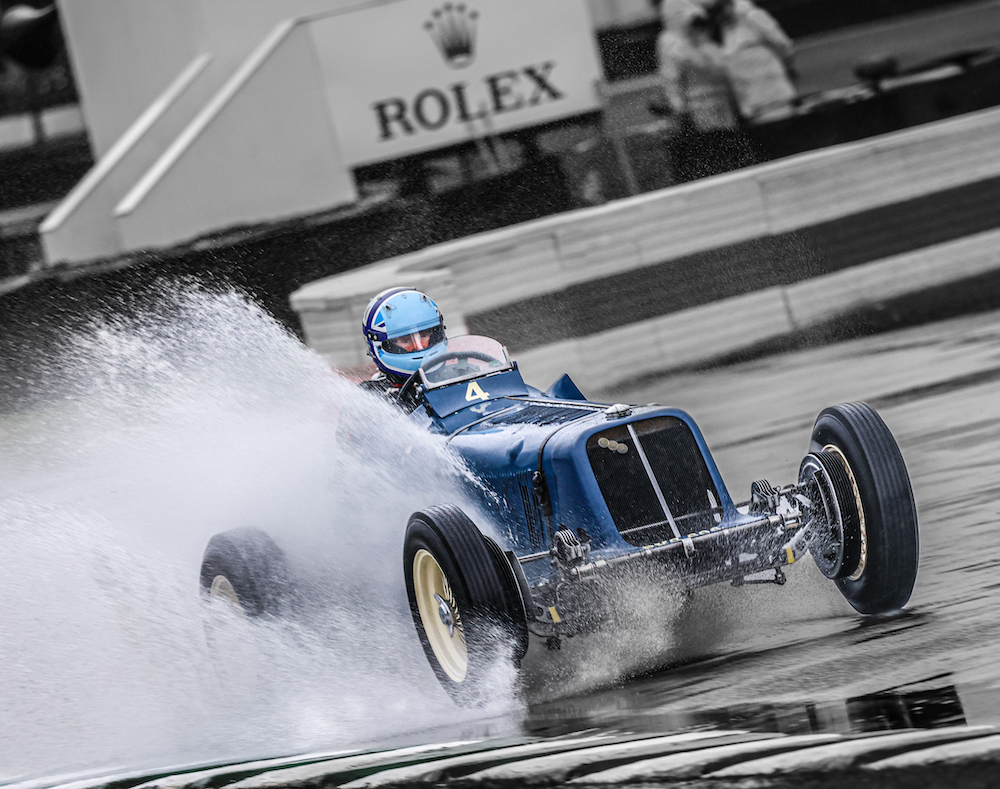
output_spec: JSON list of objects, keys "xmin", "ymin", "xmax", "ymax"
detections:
[{"xmin": 413, "ymin": 549, "xmax": 468, "ymax": 682}]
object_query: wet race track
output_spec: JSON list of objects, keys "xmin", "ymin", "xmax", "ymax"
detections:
[
  {"xmin": 599, "ymin": 308, "xmax": 1000, "ymax": 725},
  {"xmin": 502, "ymin": 307, "xmax": 1000, "ymax": 780},
  {"xmin": 4, "ymin": 294, "xmax": 1000, "ymax": 788}
]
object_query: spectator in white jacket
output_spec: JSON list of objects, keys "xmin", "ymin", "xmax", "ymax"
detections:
[
  {"xmin": 657, "ymin": 0, "xmax": 755, "ymax": 181},
  {"xmin": 705, "ymin": 0, "xmax": 797, "ymax": 121}
]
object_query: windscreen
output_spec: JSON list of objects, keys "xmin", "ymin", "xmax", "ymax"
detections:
[{"xmin": 418, "ymin": 335, "xmax": 513, "ymax": 390}]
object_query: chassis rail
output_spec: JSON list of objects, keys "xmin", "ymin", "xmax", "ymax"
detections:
[{"xmin": 565, "ymin": 513, "xmax": 811, "ymax": 584}]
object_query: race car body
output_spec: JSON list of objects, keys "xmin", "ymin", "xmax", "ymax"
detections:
[{"xmin": 200, "ymin": 335, "xmax": 919, "ymax": 706}]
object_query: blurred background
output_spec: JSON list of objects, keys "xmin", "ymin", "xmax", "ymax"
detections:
[{"xmin": 1, "ymin": 0, "xmax": 998, "ymax": 397}]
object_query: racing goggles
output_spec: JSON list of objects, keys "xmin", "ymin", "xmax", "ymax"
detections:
[{"xmin": 382, "ymin": 325, "xmax": 445, "ymax": 354}]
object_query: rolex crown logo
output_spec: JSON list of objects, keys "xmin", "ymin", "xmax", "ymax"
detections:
[{"xmin": 424, "ymin": 3, "xmax": 478, "ymax": 68}]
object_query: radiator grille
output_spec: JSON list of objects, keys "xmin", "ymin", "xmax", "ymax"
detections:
[{"xmin": 588, "ymin": 417, "xmax": 720, "ymax": 545}]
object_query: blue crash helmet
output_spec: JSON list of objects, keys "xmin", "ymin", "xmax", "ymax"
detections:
[{"xmin": 363, "ymin": 288, "xmax": 446, "ymax": 382}]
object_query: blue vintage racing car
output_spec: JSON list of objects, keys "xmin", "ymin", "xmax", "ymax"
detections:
[{"xmin": 200, "ymin": 335, "xmax": 919, "ymax": 706}]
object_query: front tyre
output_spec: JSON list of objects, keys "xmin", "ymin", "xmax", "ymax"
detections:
[
  {"xmin": 805, "ymin": 402, "xmax": 918, "ymax": 615},
  {"xmin": 404, "ymin": 505, "xmax": 527, "ymax": 706}
]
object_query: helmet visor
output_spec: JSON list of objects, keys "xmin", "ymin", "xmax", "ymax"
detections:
[{"xmin": 382, "ymin": 324, "xmax": 445, "ymax": 354}]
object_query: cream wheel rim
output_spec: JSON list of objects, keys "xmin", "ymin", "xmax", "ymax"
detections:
[
  {"xmin": 209, "ymin": 574, "xmax": 246, "ymax": 617},
  {"xmin": 824, "ymin": 443, "xmax": 868, "ymax": 580},
  {"xmin": 413, "ymin": 549, "xmax": 468, "ymax": 682}
]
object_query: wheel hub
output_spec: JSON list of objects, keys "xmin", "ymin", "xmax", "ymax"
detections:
[
  {"xmin": 799, "ymin": 449, "xmax": 862, "ymax": 579},
  {"xmin": 434, "ymin": 593, "xmax": 456, "ymax": 637},
  {"xmin": 823, "ymin": 443, "xmax": 868, "ymax": 580},
  {"xmin": 209, "ymin": 574, "xmax": 245, "ymax": 616}
]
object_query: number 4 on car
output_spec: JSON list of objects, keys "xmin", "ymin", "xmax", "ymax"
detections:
[{"xmin": 465, "ymin": 381, "xmax": 489, "ymax": 401}]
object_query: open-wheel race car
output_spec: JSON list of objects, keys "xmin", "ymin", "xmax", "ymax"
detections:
[{"xmin": 200, "ymin": 335, "xmax": 919, "ymax": 706}]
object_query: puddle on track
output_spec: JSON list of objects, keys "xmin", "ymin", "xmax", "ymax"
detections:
[{"xmin": 521, "ymin": 674, "xmax": 1000, "ymax": 740}]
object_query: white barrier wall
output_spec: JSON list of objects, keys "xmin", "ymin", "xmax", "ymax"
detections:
[
  {"xmin": 57, "ymin": 0, "xmax": 372, "ymax": 160},
  {"xmin": 42, "ymin": 19, "xmax": 356, "ymax": 263},
  {"xmin": 39, "ymin": 55, "xmax": 219, "ymax": 263},
  {"xmin": 290, "ymin": 107, "xmax": 1000, "ymax": 392},
  {"xmin": 114, "ymin": 22, "xmax": 353, "ymax": 251},
  {"xmin": 45, "ymin": 5, "xmax": 365, "ymax": 265}
]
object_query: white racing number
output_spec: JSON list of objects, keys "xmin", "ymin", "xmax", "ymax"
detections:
[{"xmin": 465, "ymin": 381, "xmax": 490, "ymax": 402}]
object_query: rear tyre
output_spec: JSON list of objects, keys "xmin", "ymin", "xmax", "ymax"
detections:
[
  {"xmin": 199, "ymin": 527, "xmax": 293, "ymax": 618},
  {"xmin": 404, "ymin": 505, "xmax": 527, "ymax": 706},
  {"xmin": 805, "ymin": 402, "xmax": 919, "ymax": 615}
]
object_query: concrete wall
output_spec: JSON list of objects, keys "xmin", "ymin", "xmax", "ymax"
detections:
[
  {"xmin": 39, "ymin": 55, "xmax": 218, "ymax": 263},
  {"xmin": 41, "ymin": 15, "xmax": 357, "ymax": 264},
  {"xmin": 57, "ymin": 0, "xmax": 204, "ymax": 159},
  {"xmin": 114, "ymin": 21, "xmax": 353, "ymax": 252},
  {"xmin": 513, "ymin": 227, "xmax": 1000, "ymax": 391},
  {"xmin": 43, "ymin": 0, "xmax": 375, "ymax": 263},
  {"xmin": 290, "ymin": 106, "xmax": 1000, "ymax": 391},
  {"xmin": 56, "ymin": 0, "xmax": 378, "ymax": 160}
]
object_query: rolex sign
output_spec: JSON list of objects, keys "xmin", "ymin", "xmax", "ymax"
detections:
[{"xmin": 310, "ymin": 0, "xmax": 602, "ymax": 165}]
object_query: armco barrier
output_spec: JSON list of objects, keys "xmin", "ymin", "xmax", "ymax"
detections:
[{"xmin": 292, "ymin": 106, "xmax": 1000, "ymax": 393}]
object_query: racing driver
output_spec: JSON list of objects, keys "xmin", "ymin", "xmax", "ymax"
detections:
[{"xmin": 360, "ymin": 287, "xmax": 446, "ymax": 399}]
